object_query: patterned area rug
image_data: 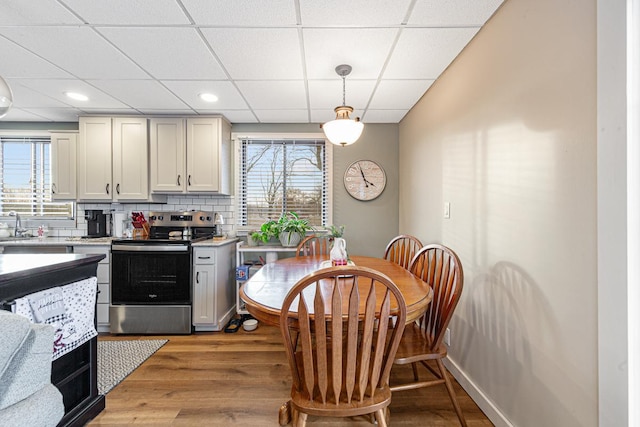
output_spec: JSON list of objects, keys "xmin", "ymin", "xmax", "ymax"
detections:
[{"xmin": 97, "ymin": 339, "xmax": 168, "ymax": 395}]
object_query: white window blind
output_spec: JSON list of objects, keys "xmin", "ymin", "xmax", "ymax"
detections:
[
  {"xmin": 239, "ymin": 138, "xmax": 328, "ymax": 228},
  {"xmin": 0, "ymin": 135, "xmax": 73, "ymax": 217}
]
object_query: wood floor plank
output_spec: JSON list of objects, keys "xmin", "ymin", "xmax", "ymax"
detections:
[{"xmin": 89, "ymin": 325, "xmax": 493, "ymax": 426}]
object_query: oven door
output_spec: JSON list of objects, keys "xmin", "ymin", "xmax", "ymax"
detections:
[{"xmin": 111, "ymin": 244, "xmax": 192, "ymax": 305}]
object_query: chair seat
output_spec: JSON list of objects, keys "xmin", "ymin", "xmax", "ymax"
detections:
[{"xmin": 393, "ymin": 322, "xmax": 447, "ymax": 365}]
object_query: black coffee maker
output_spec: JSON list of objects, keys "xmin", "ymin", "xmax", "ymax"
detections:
[{"xmin": 85, "ymin": 209, "xmax": 108, "ymax": 237}]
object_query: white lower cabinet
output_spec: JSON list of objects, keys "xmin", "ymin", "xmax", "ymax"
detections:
[
  {"xmin": 192, "ymin": 243, "xmax": 235, "ymax": 331},
  {"xmin": 73, "ymin": 245, "xmax": 110, "ymax": 332}
]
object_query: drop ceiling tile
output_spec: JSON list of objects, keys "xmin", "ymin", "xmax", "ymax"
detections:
[
  {"xmin": 0, "ymin": 108, "xmax": 54, "ymax": 122},
  {"xmin": 363, "ymin": 110, "xmax": 408, "ymax": 123},
  {"xmin": 408, "ymin": 0, "xmax": 504, "ymax": 26},
  {"xmin": 201, "ymin": 28, "xmax": 303, "ymax": 80},
  {"xmin": 369, "ymin": 80, "xmax": 434, "ymax": 109},
  {"xmin": 254, "ymin": 110, "xmax": 309, "ymax": 123},
  {"xmin": 62, "ymin": 0, "xmax": 190, "ymax": 25},
  {"xmin": 162, "ymin": 80, "xmax": 248, "ymax": 110},
  {"xmin": 98, "ymin": 27, "xmax": 226, "ymax": 80},
  {"xmin": 16, "ymin": 79, "xmax": 130, "ymax": 109},
  {"xmin": 80, "ymin": 107, "xmax": 141, "ymax": 115},
  {"xmin": 308, "ymin": 79, "xmax": 376, "ymax": 110},
  {"xmin": 8, "ymin": 81, "xmax": 77, "ymax": 108},
  {"xmin": 0, "ymin": 0, "xmax": 81, "ymax": 25},
  {"xmin": 21, "ymin": 108, "xmax": 82, "ymax": 122},
  {"xmin": 0, "ymin": 38, "xmax": 72, "ymax": 79},
  {"xmin": 303, "ymin": 28, "xmax": 397, "ymax": 79},
  {"xmin": 383, "ymin": 27, "xmax": 478, "ymax": 79},
  {"xmin": 88, "ymin": 80, "xmax": 189, "ymax": 110},
  {"xmin": 236, "ymin": 80, "xmax": 307, "ymax": 110},
  {"xmin": 0, "ymin": 26, "xmax": 147, "ymax": 79},
  {"xmin": 207, "ymin": 110, "xmax": 258, "ymax": 123},
  {"xmin": 138, "ymin": 109, "xmax": 197, "ymax": 116},
  {"xmin": 183, "ymin": 0, "xmax": 296, "ymax": 26},
  {"xmin": 299, "ymin": 0, "xmax": 413, "ymax": 26}
]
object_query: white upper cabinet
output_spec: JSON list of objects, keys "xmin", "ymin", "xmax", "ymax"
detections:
[
  {"xmin": 150, "ymin": 116, "xmax": 232, "ymax": 195},
  {"xmin": 77, "ymin": 116, "xmax": 165, "ymax": 202},
  {"xmin": 50, "ymin": 132, "xmax": 77, "ymax": 200},
  {"xmin": 150, "ymin": 118, "xmax": 186, "ymax": 192},
  {"xmin": 112, "ymin": 117, "xmax": 148, "ymax": 201},
  {"xmin": 77, "ymin": 117, "xmax": 112, "ymax": 200}
]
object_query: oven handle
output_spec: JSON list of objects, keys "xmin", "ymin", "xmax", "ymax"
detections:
[{"xmin": 111, "ymin": 245, "xmax": 190, "ymax": 252}]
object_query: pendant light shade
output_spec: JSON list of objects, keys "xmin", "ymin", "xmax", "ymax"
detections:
[
  {"xmin": 0, "ymin": 76, "xmax": 13, "ymax": 119},
  {"xmin": 322, "ymin": 65, "xmax": 364, "ymax": 147}
]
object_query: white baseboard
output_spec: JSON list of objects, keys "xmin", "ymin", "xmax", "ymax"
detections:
[{"xmin": 443, "ymin": 357, "xmax": 513, "ymax": 427}]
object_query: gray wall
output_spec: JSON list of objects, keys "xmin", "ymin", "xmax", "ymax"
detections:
[
  {"xmin": 399, "ymin": 0, "xmax": 597, "ymax": 425},
  {"xmin": 232, "ymin": 123, "xmax": 399, "ymax": 257}
]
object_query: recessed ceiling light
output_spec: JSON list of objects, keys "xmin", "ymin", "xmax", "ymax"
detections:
[
  {"xmin": 65, "ymin": 92, "xmax": 89, "ymax": 101},
  {"xmin": 199, "ymin": 93, "xmax": 218, "ymax": 102}
]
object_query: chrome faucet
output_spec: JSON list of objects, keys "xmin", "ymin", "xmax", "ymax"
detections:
[{"xmin": 9, "ymin": 211, "xmax": 26, "ymax": 237}]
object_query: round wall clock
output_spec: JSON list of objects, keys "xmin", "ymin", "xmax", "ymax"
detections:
[{"xmin": 343, "ymin": 160, "xmax": 387, "ymax": 201}]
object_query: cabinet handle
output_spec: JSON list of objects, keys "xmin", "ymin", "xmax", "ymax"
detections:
[
  {"xmin": 116, "ymin": 183, "xmax": 120, "ymax": 194},
  {"xmin": 177, "ymin": 175, "xmax": 181, "ymax": 186},
  {"xmin": 198, "ymin": 256, "xmax": 211, "ymax": 260},
  {"xmin": 188, "ymin": 175, "xmax": 192, "ymax": 186},
  {"xmin": 196, "ymin": 272, "xmax": 200, "ymax": 283},
  {"xmin": 106, "ymin": 183, "xmax": 110, "ymax": 194},
  {"xmin": 52, "ymin": 183, "xmax": 57, "ymax": 194}
]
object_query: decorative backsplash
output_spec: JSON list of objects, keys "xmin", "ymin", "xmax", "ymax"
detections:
[{"xmin": 15, "ymin": 194, "xmax": 236, "ymax": 239}]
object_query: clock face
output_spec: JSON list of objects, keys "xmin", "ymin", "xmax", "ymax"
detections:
[{"xmin": 343, "ymin": 160, "xmax": 387, "ymax": 201}]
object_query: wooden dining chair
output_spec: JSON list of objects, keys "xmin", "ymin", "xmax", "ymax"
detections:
[
  {"xmin": 280, "ymin": 266, "xmax": 407, "ymax": 426},
  {"xmin": 390, "ymin": 244, "xmax": 467, "ymax": 426},
  {"xmin": 296, "ymin": 234, "xmax": 332, "ymax": 257},
  {"xmin": 383, "ymin": 234, "xmax": 423, "ymax": 270}
]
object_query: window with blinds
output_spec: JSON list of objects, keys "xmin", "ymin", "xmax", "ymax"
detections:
[
  {"xmin": 239, "ymin": 138, "xmax": 329, "ymax": 228},
  {"xmin": 0, "ymin": 135, "xmax": 74, "ymax": 218}
]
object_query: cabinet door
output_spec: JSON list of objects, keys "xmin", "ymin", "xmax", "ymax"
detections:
[
  {"xmin": 193, "ymin": 263, "xmax": 215, "ymax": 325},
  {"xmin": 150, "ymin": 118, "xmax": 186, "ymax": 192},
  {"xmin": 186, "ymin": 118, "xmax": 220, "ymax": 192},
  {"xmin": 50, "ymin": 132, "xmax": 77, "ymax": 200},
  {"xmin": 78, "ymin": 117, "xmax": 112, "ymax": 200},
  {"xmin": 112, "ymin": 117, "xmax": 148, "ymax": 200}
]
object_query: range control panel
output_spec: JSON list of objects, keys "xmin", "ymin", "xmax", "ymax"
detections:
[{"xmin": 148, "ymin": 211, "xmax": 214, "ymax": 228}]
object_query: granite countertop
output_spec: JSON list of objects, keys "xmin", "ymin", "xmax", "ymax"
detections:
[{"xmin": 0, "ymin": 236, "xmax": 238, "ymax": 247}]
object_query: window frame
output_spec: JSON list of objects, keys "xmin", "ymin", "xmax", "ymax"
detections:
[
  {"xmin": 233, "ymin": 132, "xmax": 333, "ymax": 233},
  {"xmin": 0, "ymin": 130, "xmax": 75, "ymax": 225}
]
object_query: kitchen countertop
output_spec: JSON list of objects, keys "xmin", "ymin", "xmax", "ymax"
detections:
[{"xmin": 0, "ymin": 236, "xmax": 238, "ymax": 247}]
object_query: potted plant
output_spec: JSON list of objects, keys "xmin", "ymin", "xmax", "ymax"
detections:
[
  {"xmin": 249, "ymin": 219, "xmax": 280, "ymax": 246},
  {"xmin": 325, "ymin": 224, "xmax": 345, "ymax": 238},
  {"xmin": 277, "ymin": 212, "xmax": 312, "ymax": 247}
]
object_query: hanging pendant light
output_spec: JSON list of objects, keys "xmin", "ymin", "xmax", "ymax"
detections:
[
  {"xmin": 321, "ymin": 64, "xmax": 364, "ymax": 147},
  {"xmin": 0, "ymin": 76, "xmax": 13, "ymax": 119}
]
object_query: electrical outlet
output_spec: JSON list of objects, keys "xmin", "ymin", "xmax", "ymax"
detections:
[
  {"xmin": 444, "ymin": 328, "xmax": 451, "ymax": 346},
  {"xmin": 443, "ymin": 202, "xmax": 451, "ymax": 219}
]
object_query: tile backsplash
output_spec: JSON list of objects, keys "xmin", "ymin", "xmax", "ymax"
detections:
[{"xmin": 16, "ymin": 194, "xmax": 236, "ymax": 238}]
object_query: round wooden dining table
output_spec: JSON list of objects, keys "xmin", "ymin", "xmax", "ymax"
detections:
[{"xmin": 239, "ymin": 255, "xmax": 433, "ymax": 327}]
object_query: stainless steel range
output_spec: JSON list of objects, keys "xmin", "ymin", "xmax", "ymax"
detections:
[{"xmin": 109, "ymin": 211, "xmax": 217, "ymax": 334}]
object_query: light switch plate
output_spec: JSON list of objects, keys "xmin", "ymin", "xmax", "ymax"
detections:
[{"xmin": 444, "ymin": 202, "xmax": 451, "ymax": 219}]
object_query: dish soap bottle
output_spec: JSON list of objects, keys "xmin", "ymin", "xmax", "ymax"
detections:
[{"xmin": 330, "ymin": 237, "xmax": 348, "ymax": 266}]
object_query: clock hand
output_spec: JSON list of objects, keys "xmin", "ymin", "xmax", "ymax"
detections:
[{"xmin": 357, "ymin": 163, "xmax": 369, "ymax": 188}]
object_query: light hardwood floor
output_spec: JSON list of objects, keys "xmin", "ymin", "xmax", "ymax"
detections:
[{"xmin": 90, "ymin": 325, "xmax": 493, "ymax": 426}]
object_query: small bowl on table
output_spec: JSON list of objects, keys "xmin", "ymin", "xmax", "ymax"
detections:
[{"xmin": 243, "ymin": 319, "xmax": 258, "ymax": 332}]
